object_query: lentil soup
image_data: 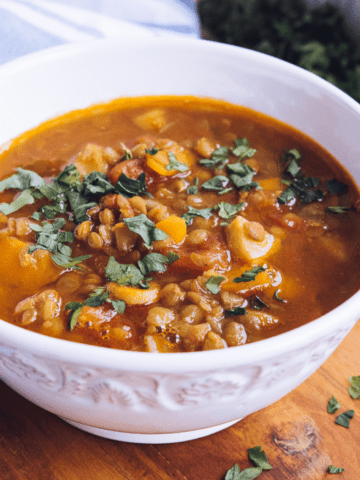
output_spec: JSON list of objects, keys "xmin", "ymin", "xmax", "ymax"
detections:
[{"xmin": 0, "ymin": 96, "xmax": 359, "ymax": 352}]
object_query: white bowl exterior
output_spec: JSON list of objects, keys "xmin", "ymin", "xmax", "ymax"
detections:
[{"xmin": 0, "ymin": 37, "xmax": 359, "ymax": 436}]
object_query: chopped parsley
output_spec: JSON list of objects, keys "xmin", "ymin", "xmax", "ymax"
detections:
[
  {"xmin": 232, "ymin": 138, "xmax": 257, "ymax": 160},
  {"xmin": 123, "ymin": 214, "xmax": 168, "ymax": 249},
  {"xmin": 327, "ymin": 179, "xmax": 349, "ymax": 196},
  {"xmin": 247, "ymin": 446, "xmax": 272, "ymax": 470},
  {"xmin": 233, "ymin": 266, "xmax": 266, "ymax": 283},
  {"xmin": 250, "ymin": 296, "xmax": 269, "ymax": 310},
  {"xmin": 165, "ymin": 152, "xmax": 189, "ymax": 172},
  {"xmin": 349, "ymin": 375, "xmax": 360, "ymax": 399},
  {"xmin": 335, "ymin": 410, "xmax": 354, "ymax": 428},
  {"xmin": 205, "ymin": 275, "xmax": 225, "ymax": 294},
  {"xmin": 199, "ymin": 145, "xmax": 229, "ymax": 169},
  {"xmin": 327, "ymin": 395, "xmax": 340, "ymax": 414},
  {"xmin": 227, "ymin": 162, "xmax": 259, "ymax": 191},
  {"xmin": 181, "ymin": 206, "xmax": 213, "ymax": 226},
  {"xmin": 187, "ymin": 178, "xmax": 199, "ymax": 195},
  {"xmin": 114, "ymin": 172, "xmax": 148, "ymax": 198},
  {"xmin": 224, "ymin": 446, "xmax": 271, "ymax": 479},
  {"xmin": 202, "ymin": 175, "xmax": 230, "ymax": 192},
  {"xmin": 328, "ymin": 465, "xmax": 345, "ymax": 474},
  {"xmin": 225, "ymin": 306, "xmax": 247, "ymax": 317},
  {"xmin": 273, "ymin": 289, "xmax": 286, "ymax": 302},
  {"xmin": 214, "ymin": 201, "xmax": 245, "ymax": 220},
  {"xmin": 327, "ymin": 206, "xmax": 351, "ymax": 214}
]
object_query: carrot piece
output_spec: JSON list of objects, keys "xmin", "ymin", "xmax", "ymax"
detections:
[
  {"xmin": 155, "ymin": 215, "xmax": 186, "ymax": 243},
  {"xmin": 108, "ymin": 282, "xmax": 160, "ymax": 305}
]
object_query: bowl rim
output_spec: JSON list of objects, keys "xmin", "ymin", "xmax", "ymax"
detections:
[{"xmin": 0, "ymin": 36, "xmax": 359, "ymax": 372}]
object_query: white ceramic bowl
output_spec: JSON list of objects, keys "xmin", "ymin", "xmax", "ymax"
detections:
[{"xmin": 0, "ymin": 37, "xmax": 359, "ymax": 444}]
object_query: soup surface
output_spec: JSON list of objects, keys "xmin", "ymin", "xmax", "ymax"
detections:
[{"xmin": 0, "ymin": 96, "xmax": 359, "ymax": 352}]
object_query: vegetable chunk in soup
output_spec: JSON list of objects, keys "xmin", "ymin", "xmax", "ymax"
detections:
[{"xmin": 0, "ymin": 96, "xmax": 359, "ymax": 352}]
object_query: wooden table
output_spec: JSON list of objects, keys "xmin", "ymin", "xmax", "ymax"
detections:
[{"xmin": 1, "ymin": 321, "xmax": 359, "ymax": 480}]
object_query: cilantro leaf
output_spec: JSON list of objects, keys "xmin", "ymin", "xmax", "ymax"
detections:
[
  {"xmin": 227, "ymin": 163, "xmax": 258, "ymax": 191},
  {"xmin": 248, "ymin": 446, "xmax": 272, "ymax": 470},
  {"xmin": 281, "ymin": 149, "xmax": 302, "ymax": 164},
  {"xmin": 82, "ymin": 171, "xmax": 115, "ymax": 196},
  {"xmin": 250, "ymin": 296, "xmax": 269, "ymax": 310},
  {"xmin": 328, "ymin": 465, "xmax": 345, "ymax": 474},
  {"xmin": 138, "ymin": 253, "xmax": 169, "ymax": 275},
  {"xmin": 202, "ymin": 175, "xmax": 230, "ymax": 192},
  {"xmin": 123, "ymin": 214, "xmax": 168, "ymax": 248},
  {"xmin": 51, "ymin": 253, "xmax": 91, "ymax": 271},
  {"xmin": 66, "ymin": 302, "xmax": 83, "ymax": 330},
  {"xmin": 335, "ymin": 409, "xmax": 354, "ymax": 428},
  {"xmin": 233, "ymin": 266, "xmax": 266, "ymax": 283},
  {"xmin": 166, "ymin": 251, "xmax": 180, "ymax": 266},
  {"xmin": 225, "ymin": 465, "xmax": 263, "ymax": 480},
  {"xmin": 165, "ymin": 152, "xmax": 189, "ymax": 172},
  {"xmin": 200, "ymin": 145, "xmax": 229, "ymax": 169},
  {"xmin": 114, "ymin": 172, "xmax": 148, "ymax": 198},
  {"xmin": 349, "ymin": 375, "xmax": 360, "ymax": 399},
  {"xmin": 187, "ymin": 178, "xmax": 199, "ymax": 195},
  {"xmin": 327, "ymin": 395, "xmax": 340, "ymax": 414},
  {"xmin": 327, "ymin": 206, "xmax": 351, "ymax": 213},
  {"xmin": 278, "ymin": 176, "xmax": 324, "ymax": 204},
  {"xmin": 214, "ymin": 201, "xmax": 245, "ymax": 220},
  {"xmin": 110, "ymin": 299, "xmax": 126, "ymax": 314},
  {"xmin": 286, "ymin": 158, "xmax": 301, "ymax": 178},
  {"xmin": 145, "ymin": 147, "xmax": 159, "ymax": 155},
  {"xmin": 273, "ymin": 289, "xmax": 286, "ymax": 302},
  {"xmin": 0, "ymin": 189, "xmax": 36, "ymax": 215},
  {"xmin": 327, "ymin": 179, "xmax": 349, "ymax": 196},
  {"xmin": 225, "ymin": 306, "xmax": 247, "ymax": 317},
  {"xmin": 0, "ymin": 167, "xmax": 46, "ymax": 192},
  {"xmin": 205, "ymin": 275, "xmax": 225, "ymax": 294},
  {"xmin": 83, "ymin": 289, "xmax": 109, "ymax": 307},
  {"xmin": 181, "ymin": 206, "xmax": 213, "ymax": 225},
  {"xmin": 232, "ymin": 138, "xmax": 256, "ymax": 160},
  {"xmin": 66, "ymin": 191, "xmax": 97, "ymax": 224},
  {"xmin": 105, "ymin": 256, "xmax": 144, "ymax": 286}
]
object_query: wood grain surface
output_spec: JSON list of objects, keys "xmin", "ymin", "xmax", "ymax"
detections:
[{"xmin": 0, "ymin": 321, "xmax": 359, "ymax": 480}]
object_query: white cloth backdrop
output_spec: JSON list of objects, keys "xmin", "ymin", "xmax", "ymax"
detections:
[{"xmin": 0, "ymin": 0, "xmax": 200, "ymax": 65}]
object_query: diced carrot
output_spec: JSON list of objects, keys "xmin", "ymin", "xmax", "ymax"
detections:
[
  {"xmin": 155, "ymin": 215, "xmax": 186, "ymax": 243},
  {"xmin": 146, "ymin": 144, "xmax": 194, "ymax": 176},
  {"xmin": 258, "ymin": 177, "xmax": 284, "ymax": 190},
  {"xmin": 0, "ymin": 237, "xmax": 62, "ymax": 297},
  {"xmin": 108, "ymin": 282, "xmax": 160, "ymax": 305}
]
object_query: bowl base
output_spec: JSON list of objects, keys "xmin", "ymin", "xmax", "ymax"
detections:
[{"xmin": 59, "ymin": 417, "xmax": 242, "ymax": 443}]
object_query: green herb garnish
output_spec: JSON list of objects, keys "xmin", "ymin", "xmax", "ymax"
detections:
[
  {"xmin": 165, "ymin": 152, "xmax": 189, "ymax": 172},
  {"xmin": 114, "ymin": 172, "xmax": 148, "ymax": 198},
  {"xmin": 250, "ymin": 296, "xmax": 269, "ymax": 310},
  {"xmin": 232, "ymin": 138, "xmax": 256, "ymax": 160},
  {"xmin": 327, "ymin": 179, "xmax": 349, "ymax": 196},
  {"xmin": 234, "ymin": 266, "xmax": 266, "ymax": 283},
  {"xmin": 273, "ymin": 289, "xmax": 286, "ymax": 302},
  {"xmin": 187, "ymin": 178, "xmax": 199, "ymax": 195},
  {"xmin": 205, "ymin": 275, "xmax": 225, "ymax": 294},
  {"xmin": 349, "ymin": 375, "xmax": 360, "ymax": 399},
  {"xmin": 335, "ymin": 410, "xmax": 354, "ymax": 428},
  {"xmin": 248, "ymin": 446, "xmax": 272, "ymax": 470},
  {"xmin": 225, "ymin": 464, "xmax": 262, "ymax": 480},
  {"xmin": 181, "ymin": 206, "xmax": 213, "ymax": 226},
  {"xmin": 214, "ymin": 201, "xmax": 245, "ymax": 220},
  {"xmin": 227, "ymin": 163, "xmax": 259, "ymax": 191},
  {"xmin": 327, "ymin": 206, "xmax": 351, "ymax": 214},
  {"xmin": 202, "ymin": 175, "xmax": 230, "ymax": 193},
  {"xmin": 200, "ymin": 145, "xmax": 229, "ymax": 169},
  {"xmin": 225, "ymin": 306, "xmax": 247, "ymax": 317},
  {"xmin": 123, "ymin": 214, "xmax": 168, "ymax": 248},
  {"xmin": 328, "ymin": 465, "xmax": 345, "ymax": 474},
  {"xmin": 327, "ymin": 395, "xmax": 340, "ymax": 414}
]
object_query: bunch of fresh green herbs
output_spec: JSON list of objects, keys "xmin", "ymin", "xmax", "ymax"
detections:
[{"xmin": 197, "ymin": 0, "xmax": 360, "ymax": 103}]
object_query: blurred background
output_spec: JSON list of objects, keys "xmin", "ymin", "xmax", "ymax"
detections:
[{"xmin": 1, "ymin": 0, "xmax": 360, "ymax": 103}]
